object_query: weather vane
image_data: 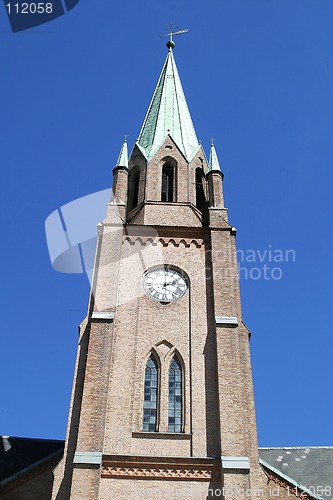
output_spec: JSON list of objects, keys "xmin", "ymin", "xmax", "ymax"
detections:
[{"xmin": 161, "ymin": 22, "xmax": 189, "ymax": 49}]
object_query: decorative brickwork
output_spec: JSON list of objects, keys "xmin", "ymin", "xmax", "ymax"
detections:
[
  {"xmin": 123, "ymin": 236, "xmax": 205, "ymax": 248},
  {"xmin": 101, "ymin": 456, "xmax": 220, "ymax": 482}
]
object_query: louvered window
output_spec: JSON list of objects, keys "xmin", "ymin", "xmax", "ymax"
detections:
[
  {"xmin": 161, "ymin": 166, "xmax": 174, "ymax": 202},
  {"xmin": 132, "ymin": 171, "xmax": 140, "ymax": 207}
]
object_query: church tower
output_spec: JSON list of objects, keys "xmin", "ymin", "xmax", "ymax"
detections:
[{"xmin": 52, "ymin": 37, "xmax": 273, "ymax": 500}]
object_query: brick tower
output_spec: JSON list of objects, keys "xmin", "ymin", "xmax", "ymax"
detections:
[{"xmin": 51, "ymin": 39, "xmax": 296, "ymax": 500}]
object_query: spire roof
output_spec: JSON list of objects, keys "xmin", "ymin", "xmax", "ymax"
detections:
[
  {"xmin": 208, "ymin": 141, "xmax": 222, "ymax": 171},
  {"xmin": 136, "ymin": 48, "xmax": 199, "ymax": 162},
  {"xmin": 115, "ymin": 137, "xmax": 128, "ymax": 169}
]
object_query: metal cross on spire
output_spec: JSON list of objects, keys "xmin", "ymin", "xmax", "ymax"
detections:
[{"xmin": 161, "ymin": 22, "xmax": 189, "ymax": 49}]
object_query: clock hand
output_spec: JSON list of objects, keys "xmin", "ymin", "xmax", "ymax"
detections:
[{"xmin": 167, "ymin": 279, "xmax": 178, "ymax": 287}]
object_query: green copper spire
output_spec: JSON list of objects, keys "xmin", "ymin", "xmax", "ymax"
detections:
[
  {"xmin": 115, "ymin": 137, "xmax": 128, "ymax": 169},
  {"xmin": 208, "ymin": 140, "xmax": 222, "ymax": 171},
  {"xmin": 136, "ymin": 47, "xmax": 199, "ymax": 162}
]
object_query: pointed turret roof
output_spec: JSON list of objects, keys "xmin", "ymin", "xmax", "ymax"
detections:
[
  {"xmin": 115, "ymin": 137, "xmax": 128, "ymax": 169},
  {"xmin": 208, "ymin": 141, "xmax": 222, "ymax": 172},
  {"xmin": 136, "ymin": 47, "xmax": 199, "ymax": 162}
]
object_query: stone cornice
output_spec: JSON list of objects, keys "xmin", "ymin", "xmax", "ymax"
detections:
[{"xmin": 123, "ymin": 224, "xmax": 210, "ymax": 239}]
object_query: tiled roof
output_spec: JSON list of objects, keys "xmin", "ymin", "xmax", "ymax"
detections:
[
  {"xmin": 259, "ymin": 447, "xmax": 333, "ymax": 498},
  {"xmin": 0, "ymin": 436, "xmax": 64, "ymax": 485}
]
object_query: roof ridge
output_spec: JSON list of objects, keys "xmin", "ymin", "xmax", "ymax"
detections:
[
  {"xmin": 259, "ymin": 446, "xmax": 333, "ymax": 449},
  {"xmin": 170, "ymin": 52, "xmax": 186, "ymax": 156},
  {"xmin": 1, "ymin": 436, "xmax": 64, "ymax": 443}
]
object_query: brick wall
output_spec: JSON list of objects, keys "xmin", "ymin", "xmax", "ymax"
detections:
[{"xmin": 50, "ymin": 138, "xmax": 298, "ymax": 499}]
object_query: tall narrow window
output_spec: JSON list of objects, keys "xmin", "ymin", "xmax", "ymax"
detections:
[
  {"xmin": 132, "ymin": 171, "xmax": 140, "ymax": 208},
  {"xmin": 168, "ymin": 356, "xmax": 182, "ymax": 433},
  {"xmin": 142, "ymin": 356, "xmax": 158, "ymax": 432},
  {"xmin": 161, "ymin": 165, "xmax": 174, "ymax": 202},
  {"xmin": 195, "ymin": 168, "xmax": 206, "ymax": 211}
]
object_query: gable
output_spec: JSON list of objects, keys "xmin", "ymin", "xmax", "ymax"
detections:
[{"xmin": 0, "ymin": 436, "xmax": 64, "ymax": 491}]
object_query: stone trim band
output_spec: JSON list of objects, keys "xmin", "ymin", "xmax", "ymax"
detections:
[
  {"xmin": 73, "ymin": 451, "xmax": 103, "ymax": 465},
  {"xmin": 215, "ymin": 316, "xmax": 238, "ymax": 325},
  {"xmin": 221, "ymin": 456, "xmax": 250, "ymax": 470},
  {"xmin": 91, "ymin": 312, "xmax": 115, "ymax": 320}
]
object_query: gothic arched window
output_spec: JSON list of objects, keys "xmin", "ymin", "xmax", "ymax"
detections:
[
  {"xmin": 132, "ymin": 170, "xmax": 140, "ymax": 208},
  {"xmin": 161, "ymin": 165, "xmax": 174, "ymax": 202},
  {"xmin": 168, "ymin": 356, "xmax": 182, "ymax": 432},
  {"xmin": 195, "ymin": 168, "xmax": 206, "ymax": 212},
  {"xmin": 142, "ymin": 355, "xmax": 158, "ymax": 432}
]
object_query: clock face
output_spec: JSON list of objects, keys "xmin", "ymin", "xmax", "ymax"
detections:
[{"xmin": 143, "ymin": 268, "xmax": 188, "ymax": 303}]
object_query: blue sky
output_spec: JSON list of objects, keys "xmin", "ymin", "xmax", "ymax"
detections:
[{"xmin": 0, "ymin": 0, "xmax": 332, "ymax": 447}]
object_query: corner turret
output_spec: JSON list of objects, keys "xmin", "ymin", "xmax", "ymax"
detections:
[
  {"xmin": 207, "ymin": 141, "xmax": 224, "ymax": 208},
  {"xmin": 111, "ymin": 137, "xmax": 129, "ymax": 208}
]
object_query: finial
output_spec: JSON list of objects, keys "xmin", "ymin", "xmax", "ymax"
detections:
[
  {"xmin": 161, "ymin": 22, "xmax": 189, "ymax": 50},
  {"xmin": 115, "ymin": 136, "xmax": 129, "ymax": 169},
  {"xmin": 208, "ymin": 140, "xmax": 222, "ymax": 172}
]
